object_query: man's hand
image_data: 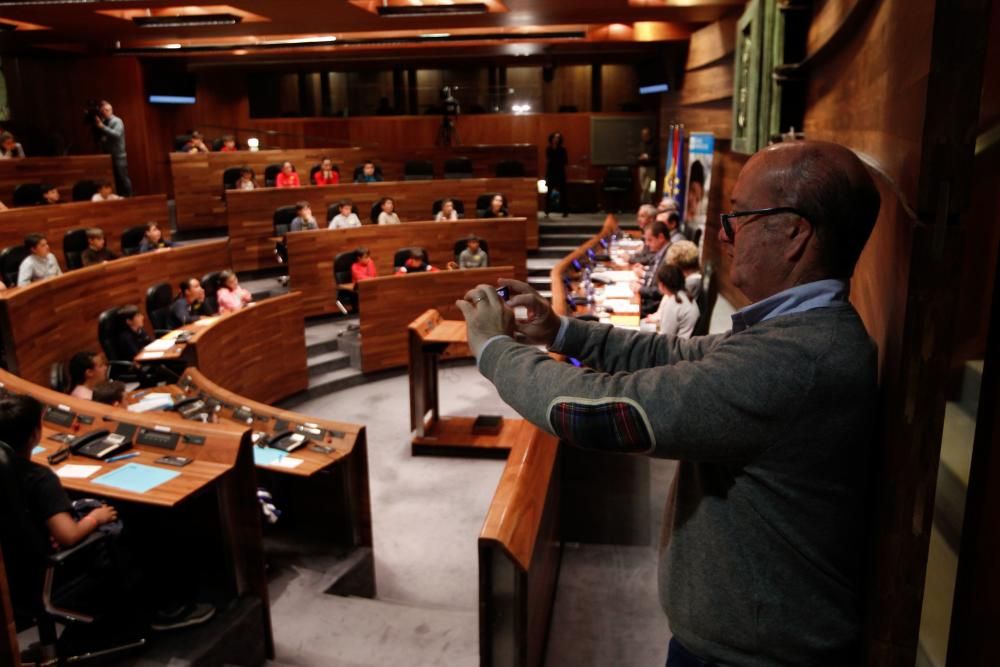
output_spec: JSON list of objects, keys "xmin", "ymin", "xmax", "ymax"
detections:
[
  {"xmin": 94, "ymin": 116, "xmax": 104, "ymax": 128},
  {"xmin": 499, "ymin": 278, "xmax": 562, "ymax": 347},
  {"xmin": 455, "ymin": 283, "xmax": 515, "ymax": 358},
  {"xmin": 90, "ymin": 504, "xmax": 117, "ymax": 526}
]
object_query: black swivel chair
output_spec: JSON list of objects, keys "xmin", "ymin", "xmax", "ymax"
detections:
[
  {"xmin": 334, "ymin": 250, "xmax": 359, "ymax": 312},
  {"xmin": 692, "ymin": 263, "xmax": 718, "ymax": 337},
  {"xmin": 0, "ymin": 441, "xmax": 146, "ymax": 665},
  {"xmin": 13, "ymin": 183, "xmax": 44, "ymax": 207},
  {"xmin": 273, "ymin": 205, "xmax": 298, "ymax": 265},
  {"xmin": 97, "ymin": 307, "xmax": 151, "ymax": 383},
  {"xmin": 120, "ymin": 225, "xmax": 147, "ymax": 256},
  {"xmin": 370, "ymin": 200, "xmax": 387, "ymax": 224},
  {"xmin": 145, "ymin": 282, "xmax": 174, "ymax": 334},
  {"xmin": 327, "ymin": 202, "xmax": 360, "ymax": 222},
  {"xmin": 453, "ymin": 237, "xmax": 490, "ymax": 263},
  {"xmin": 495, "ymin": 160, "xmax": 525, "ymax": 177},
  {"xmin": 222, "ymin": 167, "xmax": 244, "ymax": 190},
  {"xmin": 602, "ymin": 166, "xmax": 634, "ymax": 212},
  {"xmin": 431, "ymin": 198, "xmax": 465, "ymax": 218},
  {"xmin": 443, "ymin": 157, "xmax": 473, "ymax": 179},
  {"xmin": 264, "ymin": 163, "xmax": 285, "ymax": 187},
  {"xmin": 49, "ymin": 361, "xmax": 71, "ymax": 393},
  {"xmin": 0, "ymin": 244, "xmax": 30, "ymax": 285},
  {"xmin": 201, "ymin": 271, "xmax": 223, "ymax": 315},
  {"xmin": 72, "ymin": 179, "xmax": 100, "ymax": 202},
  {"xmin": 393, "ymin": 247, "xmax": 429, "ymax": 269},
  {"xmin": 404, "ymin": 160, "xmax": 434, "ymax": 181},
  {"xmin": 62, "ymin": 228, "xmax": 90, "ymax": 270},
  {"xmin": 475, "ymin": 193, "xmax": 506, "ymax": 217}
]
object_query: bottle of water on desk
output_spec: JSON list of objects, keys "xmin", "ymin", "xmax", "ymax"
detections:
[{"xmin": 582, "ymin": 267, "xmax": 594, "ymax": 304}]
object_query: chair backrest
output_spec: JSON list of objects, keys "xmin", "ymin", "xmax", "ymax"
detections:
[
  {"xmin": 327, "ymin": 202, "xmax": 360, "ymax": 222},
  {"xmin": 453, "ymin": 237, "xmax": 490, "ymax": 259},
  {"xmin": 97, "ymin": 306, "xmax": 124, "ymax": 362},
  {"xmin": 0, "ymin": 440, "xmax": 49, "ymax": 623},
  {"xmin": 495, "ymin": 160, "xmax": 525, "ymax": 177},
  {"xmin": 603, "ymin": 166, "xmax": 633, "ymax": 188},
  {"xmin": 120, "ymin": 225, "xmax": 146, "ymax": 256},
  {"xmin": 273, "ymin": 205, "xmax": 298, "ymax": 235},
  {"xmin": 334, "ymin": 251, "xmax": 356, "ymax": 284},
  {"xmin": 394, "ymin": 247, "xmax": 428, "ymax": 268},
  {"xmin": 476, "ymin": 193, "xmax": 505, "ymax": 216},
  {"xmin": 264, "ymin": 163, "xmax": 284, "ymax": 187},
  {"xmin": 692, "ymin": 264, "xmax": 718, "ymax": 337},
  {"xmin": 175, "ymin": 134, "xmax": 192, "ymax": 151},
  {"xmin": 49, "ymin": 361, "xmax": 70, "ymax": 393},
  {"xmin": 201, "ymin": 271, "xmax": 223, "ymax": 314},
  {"xmin": 13, "ymin": 183, "xmax": 43, "ymax": 207},
  {"xmin": 62, "ymin": 228, "xmax": 90, "ymax": 270},
  {"xmin": 370, "ymin": 199, "xmax": 385, "ymax": 224},
  {"xmin": 145, "ymin": 282, "xmax": 173, "ymax": 331},
  {"xmin": 443, "ymin": 157, "xmax": 473, "ymax": 179},
  {"xmin": 72, "ymin": 179, "xmax": 100, "ymax": 202},
  {"xmin": 404, "ymin": 160, "xmax": 434, "ymax": 180},
  {"xmin": 0, "ymin": 245, "xmax": 29, "ymax": 286},
  {"xmin": 222, "ymin": 167, "xmax": 243, "ymax": 190},
  {"xmin": 432, "ymin": 198, "xmax": 465, "ymax": 217}
]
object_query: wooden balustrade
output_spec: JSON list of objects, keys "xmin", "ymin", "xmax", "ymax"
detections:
[
  {"xmin": 549, "ymin": 214, "xmax": 620, "ymax": 317},
  {"xmin": 0, "ymin": 155, "xmax": 113, "ymax": 206}
]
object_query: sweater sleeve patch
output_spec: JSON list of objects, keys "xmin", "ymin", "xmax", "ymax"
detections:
[{"xmin": 546, "ymin": 396, "xmax": 655, "ymax": 453}]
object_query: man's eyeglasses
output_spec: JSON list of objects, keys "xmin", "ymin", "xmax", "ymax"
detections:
[{"xmin": 719, "ymin": 207, "xmax": 807, "ymax": 241}]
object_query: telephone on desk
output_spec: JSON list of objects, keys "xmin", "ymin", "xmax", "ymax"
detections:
[
  {"xmin": 70, "ymin": 429, "xmax": 133, "ymax": 461},
  {"xmin": 262, "ymin": 430, "xmax": 309, "ymax": 453}
]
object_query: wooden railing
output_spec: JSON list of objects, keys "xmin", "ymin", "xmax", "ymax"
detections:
[
  {"xmin": 0, "ymin": 155, "xmax": 113, "ymax": 206},
  {"xmin": 479, "ymin": 424, "xmax": 561, "ymax": 667}
]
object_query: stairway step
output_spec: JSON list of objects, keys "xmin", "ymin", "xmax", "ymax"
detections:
[
  {"xmin": 527, "ymin": 257, "xmax": 559, "ymax": 271},
  {"xmin": 305, "ymin": 366, "xmax": 368, "ymax": 398},
  {"xmin": 535, "ymin": 247, "xmax": 575, "ymax": 260},
  {"xmin": 307, "ymin": 350, "xmax": 351, "ymax": 376}
]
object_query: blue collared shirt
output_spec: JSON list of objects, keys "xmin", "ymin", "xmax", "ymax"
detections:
[{"xmin": 730, "ymin": 279, "xmax": 849, "ymax": 333}]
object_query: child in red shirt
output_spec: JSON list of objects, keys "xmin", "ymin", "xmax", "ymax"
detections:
[
  {"xmin": 351, "ymin": 247, "xmax": 377, "ymax": 283},
  {"xmin": 275, "ymin": 161, "xmax": 300, "ymax": 188},
  {"xmin": 313, "ymin": 158, "xmax": 340, "ymax": 185}
]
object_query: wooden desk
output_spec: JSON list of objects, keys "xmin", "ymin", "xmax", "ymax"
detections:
[
  {"xmin": 170, "ymin": 144, "xmax": 537, "ymax": 232},
  {"xmin": 408, "ymin": 309, "xmax": 528, "ymax": 457},
  {"xmin": 226, "ymin": 177, "xmax": 539, "ymax": 271},
  {"xmin": 0, "ymin": 195, "xmax": 169, "ymax": 266},
  {"xmin": 286, "ymin": 218, "xmax": 528, "ymax": 317},
  {"xmin": 357, "ymin": 266, "xmax": 512, "ymax": 373},
  {"xmin": 0, "ymin": 155, "xmax": 113, "ymax": 206},
  {"xmin": 550, "ymin": 214, "xmax": 620, "ymax": 318},
  {"xmin": 0, "ymin": 368, "xmax": 274, "ymax": 657},
  {"xmin": 479, "ymin": 424, "xmax": 561, "ymax": 667},
  {"xmin": 0, "ymin": 240, "xmax": 231, "ymax": 386}
]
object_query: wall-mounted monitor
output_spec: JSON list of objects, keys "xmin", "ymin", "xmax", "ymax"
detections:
[{"xmin": 146, "ymin": 66, "xmax": 196, "ymax": 105}]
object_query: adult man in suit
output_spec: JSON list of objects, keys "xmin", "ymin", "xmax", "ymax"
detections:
[{"xmin": 636, "ymin": 219, "xmax": 670, "ymax": 317}]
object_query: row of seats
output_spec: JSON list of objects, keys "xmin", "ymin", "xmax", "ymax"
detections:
[
  {"xmin": 331, "ymin": 238, "xmax": 491, "ymax": 283},
  {"xmin": 10, "ymin": 179, "xmax": 108, "ymax": 207},
  {"xmin": 0, "ymin": 225, "xmax": 152, "ymax": 284},
  {"xmin": 224, "ymin": 158, "xmax": 526, "ymax": 189},
  {"xmin": 274, "ymin": 194, "xmax": 507, "ymax": 232}
]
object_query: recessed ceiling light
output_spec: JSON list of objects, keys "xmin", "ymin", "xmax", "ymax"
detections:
[
  {"xmin": 257, "ymin": 35, "xmax": 337, "ymax": 45},
  {"xmin": 377, "ymin": 3, "xmax": 488, "ymax": 17},
  {"xmin": 420, "ymin": 33, "xmax": 451, "ymax": 38},
  {"xmin": 133, "ymin": 13, "xmax": 242, "ymax": 28},
  {"xmin": 163, "ymin": 43, "xmax": 183, "ymax": 49}
]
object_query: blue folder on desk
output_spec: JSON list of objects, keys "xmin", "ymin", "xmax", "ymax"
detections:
[
  {"xmin": 253, "ymin": 447, "xmax": 286, "ymax": 466},
  {"xmin": 93, "ymin": 463, "xmax": 180, "ymax": 494}
]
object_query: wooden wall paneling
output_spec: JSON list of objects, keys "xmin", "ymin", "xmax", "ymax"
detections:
[
  {"xmin": 288, "ymin": 219, "xmax": 527, "ymax": 317},
  {"xmin": 687, "ymin": 15, "xmax": 740, "ymax": 70},
  {"xmin": 700, "ymin": 144, "xmax": 750, "ymax": 308},
  {"xmin": 478, "ymin": 425, "xmax": 561, "ymax": 667},
  {"xmin": 0, "ymin": 194, "xmax": 169, "ymax": 266},
  {"xmin": 600, "ymin": 64, "xmax": 640, "ymax": 114},
  {"xmin": 0, "ymin": 155, "xmax": 113, "ymax": 206},
  {"xmin": 677, "ymin": 62, "xmax": 736, "ymax": 106},
  {"xmin": 188, "ymin": 292, "xmax": 308, "ymax": 404},
  {"xmin": 226, "ymin": 178, "xmax": 538, "ymax": 271},
  {"xmin": 0, "ymin": 240, "xmax": 231, "ymax": 386},
  {"xmin": 356, "ymin": 266, "xmax": 513, "ymax": 373}
]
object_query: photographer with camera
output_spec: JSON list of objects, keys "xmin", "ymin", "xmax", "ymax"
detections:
[{"xmin": 90, "ymin": 100, "xmax": 132, "ymax": 197}]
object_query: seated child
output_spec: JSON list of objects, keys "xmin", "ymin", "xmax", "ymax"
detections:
[
  {"xmin": 81, "ymin": 228, "xmax": 118, "ymax": 266},
  {"xmin": 290, "ymin": 201, "xmax": 318, "ymax": 231},
  {"xmin": 395, "ymin": 250, "xmax": 438, "ymax": 274},
  {"xmin": 351, "ymin": 247, "xmax": 377, "ymax": 283},
  {"xmin": 435, "ymin": 199, "xmax": 459, "ymax": 221},
  {"xmin": 91, "ymin": 180, "xmax": 121, "ymax": 202},
  {"xmin": 458, "ymin": 236, "xmax": 488, "ymax": 269},
  {"xmin": 138, "ymin": 222, "xmax": 174, "ymax": 253},
  {"xmin": 329, "ymin": 200, "xmax": 361, "ymax": 229}
]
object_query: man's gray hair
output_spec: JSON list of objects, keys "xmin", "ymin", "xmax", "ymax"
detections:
[{"xmin": 638, "ymin": 204, "xmax": 658, "ymax": 219}]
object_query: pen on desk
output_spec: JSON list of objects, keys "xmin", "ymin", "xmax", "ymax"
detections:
[{"xmin": 105, "ymin": 452, "xmax": 140, "ymax": 463}]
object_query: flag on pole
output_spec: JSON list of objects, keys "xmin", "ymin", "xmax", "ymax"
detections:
[{"xmin": 662, "ymin": 124, "xmax": 685, "ymax": 214}]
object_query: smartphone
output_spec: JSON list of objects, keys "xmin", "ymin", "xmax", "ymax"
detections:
[
  {"xmin": 496, "ymin": 286, "xmax": 511, "ymax": 301},
  {"xmin": 156, "ymin": 455, "xmax": 192, "ymax": 467}
]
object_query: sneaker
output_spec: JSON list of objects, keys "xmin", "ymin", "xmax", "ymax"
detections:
[{"xmin": 151, "ymin": 602, "xmax": 216, "ymax": 632}]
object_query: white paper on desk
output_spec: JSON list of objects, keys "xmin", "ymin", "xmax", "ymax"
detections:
[
  {"xmin": 603, "ymin": 284, "xmax": 634, "ymax": 299},
  {"xmin": 604, "ymin": 299, "xmax": 640, "ymax": 314},
  {"xmin": 194, "ymin": 317, "xmax": 220, "ymax": 327},
  {"xmin": 57, "ymin": 464, "xmax": 102, "ymax": 479},
  {"xmin": 141, "ymin": 351, "xmax": 165, "ymax": 359},
  {"xmin": 143, "ymin": 339, "xmax": 175, "ymax": 352},
  {"xmin": 595, "ymin": 270, "xmax": 638, "ymax": 283},
  {"xmin": 272, "ymin": 457, "xmax": 304, "ymax": 469},
  {"xmin": 128, "ymin": 393, "xmax": 174, "ymax": 412}
]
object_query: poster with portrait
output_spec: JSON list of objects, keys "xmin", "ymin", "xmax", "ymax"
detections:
[{"xmin": 684, "ymin": 132, "xmax": 715, "ymax": 249}]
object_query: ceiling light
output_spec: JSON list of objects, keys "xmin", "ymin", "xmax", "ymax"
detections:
[
  {"xmin": 512, "ymin": 103, "xmax": 531, "ymax": 114},
  {"xmin": 133, "ymin": 13, "xmax": 242, "ymax": 28},
  {"xmin": 258, "ymin": 35, "xmax": 337, "ymax": 46},
  {"xmin": 163, "ymin": 43, "xmax": 183, "ymax": 49},
  {"xmin": 420, "ymin": 33, "xmax": 451, "ymax": 38},
  {"xmin": 377, "ymin": 3, "xmax": 488, "ymax": 17}
]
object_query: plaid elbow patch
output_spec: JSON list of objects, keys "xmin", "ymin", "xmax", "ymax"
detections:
[{"xmin": 547, "ymin": 396, "xmax": 655, "ymax": 453}]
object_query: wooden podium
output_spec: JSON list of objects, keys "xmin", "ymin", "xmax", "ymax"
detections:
[{"xmin": 408, "ymin": 309, "xmax": 528, "ymax": 457}]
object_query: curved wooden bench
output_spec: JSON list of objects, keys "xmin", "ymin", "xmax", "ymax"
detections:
[
  {"xmin": 226, "ymin": 177, "xmax": 539, "ymax": 271},
  {"xmin": 287, "ymin": 218, "xmax": 527, "ymax": 317}
]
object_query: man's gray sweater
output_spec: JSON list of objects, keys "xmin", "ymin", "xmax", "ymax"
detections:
[{"xmin": 477, "ymin": 304, "xmax": 877, "ymax": 665}]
